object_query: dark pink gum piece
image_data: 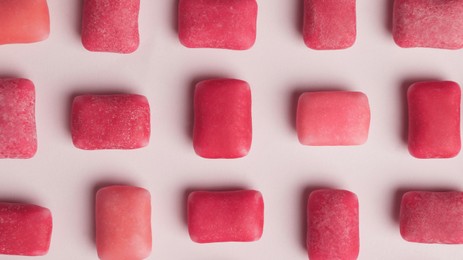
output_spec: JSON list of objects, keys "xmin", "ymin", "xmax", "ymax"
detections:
[
  {"xmin": 193, "ymin": 79, "xmax": 252, "ymax": 158},
  {"xmin": 188, "ymin": 190, "xmax": 264, "ymax": 243},
  {"xmin": 178, "ymin": 0, "xmax": 258, "ymax": 50},
  {"xmin": 393, "ymin": 0, "xmax": 463, "ymax": 49},
  {"xmin": 400, "ymin": 191, "xmax": 463, "ymax": 244},
  {"xmin": 0, "ymin": 78, "xmax": 37, "ymax": 159},
  {"xmin": 71, "ymin": 94, "xmax": 150, "ymax": 150},
  {"xmin": 81, "ymin": 0, "xmax": 140, "ymax": 53},
  {"xmin": 307, "ymin": 189, "xmax": 359, "ymax": 260},
  {"xmin": 408, "ymin": 81, "xmax": 461, "ymax": 158},
  {"xmin": 0, "ymin": 203, "xmax": 52, "ymax": 256},
  {"xmin": 303, "ymin": 0, "xmax": 356, "ymax": 50}
]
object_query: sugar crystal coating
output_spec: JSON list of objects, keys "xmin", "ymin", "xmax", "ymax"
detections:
[
  {"xmin": 307, "ymin": 189, "xmax": 359, "ymax": 260},
  {"xmin": 188, "ymin": 190, "xmax": 264, "ymax": 243},
  {"xmin": 71, "ymin": 94, "xmax": 150, "ymax": 150},
  {"xmin": 178, "ymin": 0, "xmax": 258, "ymax": 50},
  {"xmin": 400, "ymin": 191, "xmax": 463, "ymax": 244},
  {"xmin": 303, "ymin": 0, "xmax": 356, "ymax": 50},
  {"xmin": 0, "ymin": 78, "xmax": 37, "ymax": 159},
  {"xmin": 0, "ymin": 0, "xmax": 50, "ymax": 44},
  {"xmin": 81, "ymin": 0, "xmax": 140, "ymax": 53},
  {"xmin": 0, "ymin": 203, "xmax": 52, "ymax": 256},
  {"xmin": 408, "ymin": 81, "xmax": 461, "ymax": 158},
  {"xmin": 96, "ymin": 185, "xmax": 152, "ymax": 260}
]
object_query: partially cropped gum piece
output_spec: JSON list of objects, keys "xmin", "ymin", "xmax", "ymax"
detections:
[
  {"xmin": 408, "ymin": 81, "xmax": 461, "ymax": 158},
  {"xmin": 71, "ymin": 94, "xmax": 150, "ymax": 150},
  {"xmin": 393, "ymin": 0, "xmax": 463, "ymax": 49},
  {"xmin": 400, "ymin": 191, "xmax": 463, "ymax": 244},
  {"xmin": 193, "ymin": 79, "xmax": 252, "ymax": 158},
  {"xmin": 188, "ymin": 190, "xmax": 264, "ymax": 243},
  {"xmin": 0, "ymin": 203, "xmax": 52, "ymax": 256},
  {"xmin": 297, "ymin": 91, "xmax": 370, "ymax": 146},
  {"xmin": 303, "ymin": 0, "xmax": 356, "ymax": 50},
  {"xmin": 0, "ymin": 78, "xmax": 37, "ymax": 159},
  {"xmin": 307, "ymin": 189, "xmax": 359, "ymax": 260},
  {"xmin": 178, "ymin": 0, "xmax": 258, "ymax": 50},
  {"xmin": 81, "ymin": 0, "xmax": 140, "ymax": 53},
  {"xmin": 96, "ymin": 185, "xmax": 152, "ymax": 260},
  {"xmin": 0, "ymin": 0, "xmax": 50, "ymax": 44}
]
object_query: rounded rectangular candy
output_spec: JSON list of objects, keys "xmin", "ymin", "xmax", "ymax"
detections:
[
  {"xmin": 393, "ymin": 0, "xmax": 463, "ymax": 49},
  {"xmin": 81, "ymin": 0, "xmax": 140, "ymax": 53},
  {"xmin": 0, "ymin": 203, "xmax": 52, "ymax": 256},
  {"xmin": 0, "ymin": 78, "xmax": 37, "ymax": 158},
  {"xmin": 0, "ymin": 0, "xmax": 50, "ymax": 44},
  {"xmin": 307, "ymin": 189, "xmax": 359, "ymax": 260},
  {"xmin": 303, "ymin": 0, "xmax": 356, "ymax": 50},
  {"xmin": 296, "ymin": 91, "xmax": 370, "ymax": 146},
  {"xmin": 178, "ymin": 0, "xmax": 258, "ymax": 50},
  {"xmin": 400, "ymin": 191, "xmax": 463, "ymax": 244},
  {"xmin": 188, "ymin": 190, "xmax": 264, "ymax": 243},
  {"xmin": 408, "ymin": 81, "xmax": 461, "ymax": 158},
  {"xmin": 96, "ymin": 185, "xmax": 152, "ymax": 260},
  {"xmin": 71, "ymin": 94, "xmax": 150, "ymax": 150},
  {"xmin": 193, "ymin": 79, "xmax": 252, "ymax": 158}
]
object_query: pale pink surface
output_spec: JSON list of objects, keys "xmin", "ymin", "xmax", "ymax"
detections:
[
  {"xmin": 178, "ymin": 0, "xmax": 257, "ymax": 50},
  {"xmin": 0, "ymin": 0, "xmax": 50, "ymax": 45},
  {"xmin": 393, "ymin": 0, "xmax": 463, "ymax": 49},
  {"xmin": 307, "ymin": 189, "xmax": 359, "ymax": 260},
  {"xmin": 81, "ymin": 0, "xmax": 140, "ymax": 53},
  {"xmin": 303, "ymin": 0, "xmax": 356, "ymax": 50},
  {"xmin": 0, "ymin": 203, "xmax": 52, "ymax": 256},
  {"xmin": 71, "ymin": 94, "xmax": 150, "ymax": 150},
  {"xmin": 0, "ymin": 78, "xmax": 37, "ymax": 159},
  {"xmin": 188, "ymin": 190, "xmax": 264, "ymax": 243},
  {"xmin": 407, "ymin": 81, "xmax": 461, "ymax": 158},
  {"xmin": 296, "ymin": 91, "xmax": 370, "ymax": 146},
  {"xmin": 193, "ymin": 79, "xmax": 252, "ymax": 158},
  {"xmin": 96, "ymin": 185, "xmax": 152, "ymax": 260},
  {"xmin": 400, "ymin": 191, "xmax": 463, "ymax": 244}
]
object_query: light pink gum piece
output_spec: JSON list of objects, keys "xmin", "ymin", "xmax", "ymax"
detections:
[
  {"xmin": 393, "ymin": 0, "xmax": 463, "ymax": 49},
  {"xmin": 96, "ymin": 185, "xmax": 152, "ymax": 260},
  {"xmin": 296, "ymin": 91, "xmax": 370, "ymax": 146},
  {"xmin": 81, "ymin": 0, "xmax": 140, "ymax": 53},
  {"xmin": 71, "ymin": 94, "xmax": 150, "ymax": 150},
  {"xmin": 408, "ymin": 81, "xmax": 461, "ymax": 158},
  {"xmin": 188, "ymin": 190, "xmax": 264, "ymax": 243},
  {"xmin": 178, "ymin": 0, "xmax": 258, "ymax": 50},
  {"xmin": 0, "ymin": 78, "xmax": 37, "ymax": 158},
  {"xmin": 193, "ymin": 79, "xmax": 252, "ymax": 158},
  {"xmin": 400, "ymin": 191, "xmax": 463, "ymax": 244},
  {"xmin": 0, "ymin": 203, "xmax": 52, "ymax": 256},
  {"xmin": 307, "ymin": 189, "xmax": 359, "ymax": 260},
  {"xmin": 0, "ymin": 0, "xmax": 50, "ymax": 45},
  {"xmin": 303, "ymin": 0, "xmax": 356, "ymax": 50}
]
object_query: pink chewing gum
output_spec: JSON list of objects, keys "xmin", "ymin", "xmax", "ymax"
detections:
[
  {"xmin": 178, "ymin": 0, "xmax": 258, "ymax": 50},
  {"xmin": 0, "ymin": 0, "xmax": 50, "ymax": 44},
  {"xmin": 188, "ymin": 190, "xmax": 264, "ymax": 243},
  {"xmin": 307, "ymin": 189, "xmax": 359, "ymax": 260},
  {"xmin": 0, "ymin": 203, "xmax": 52, "ymax": 256},
  {"xmin": 71, "ymin": 94, "xmax": 150, "ymax": 150},
  {"xmin": 0, "ymin": 78, "xmax": 37, "ymax": 158},
  {"xmin": 193, "ymin": 79, "xmax": 252, "ymax": 158},
  {"xmin": 81, "ymin": 0, "xmax": 140, "ymax": 53},
  {"xmin": 393, "ymin": 0, "xmax": 463, "ymax": 49},
  {"xmin": 408, "ymin": 81, "xmax": 461, "ymax": 158},
  {"xmin": 96, "ymin": 185, "xmax": 152, "ymax": 260},
  {"xmin": 303, "ymin": 0, "xmax": 356, "ymax": 50},
  {"xmin": 296, "ymin": 91, "xmax": 370, "ymax": 146},
  {"xmin": 400, "ymin": 191, "xmax": 463, "ymax": 244}
]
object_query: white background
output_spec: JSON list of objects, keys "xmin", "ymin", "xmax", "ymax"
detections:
[{"xmin": 1, "ymin": 0, "xmax": 463, "ymax": 259}]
